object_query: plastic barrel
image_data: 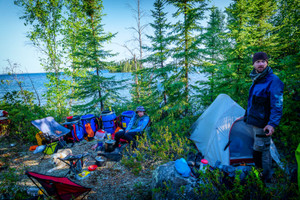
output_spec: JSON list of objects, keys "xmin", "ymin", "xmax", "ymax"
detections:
[
  {"xmin": 81, "ymin": 114, "xmax": 97, "ymax": 134},
  {"xmin": 101, "ymin": 110, "xmax": 116, "ymax": 133},
  {"xmin": 121, "ymin": 110, "xmax": 135, "ymax": 129}
]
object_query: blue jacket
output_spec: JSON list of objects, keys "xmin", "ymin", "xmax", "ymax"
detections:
[
  {"xmin": 126, "ymin": 114, "xmax": 150, "ymax": 133},
  {"xmin": 245, "ymin": 68, "xmax": 284, "ymax": 128}
]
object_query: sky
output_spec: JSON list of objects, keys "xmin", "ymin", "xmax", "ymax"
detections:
[{"xmin": 0, "ymin": 0, "xmax": 231, "ymax": 74}]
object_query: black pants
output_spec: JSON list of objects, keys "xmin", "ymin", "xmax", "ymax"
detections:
[{"xmin": 114, "ymin": 130, "xmax": 139, "ymax": 148}]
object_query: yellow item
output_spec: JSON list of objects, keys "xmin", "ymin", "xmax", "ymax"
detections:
[
  {"xmin": 38, "ymin": 189, "xmax": 44, "ymax": 195},
  {"xmin": 122, "ymin": 122, "xmax": 127, "ymax": 128},
  {"xmin": 43, "ymin": 142, "xmax": 58, "ymax": 155},
  {"xmin": 35, "ymin": 132, "xmax": 45, "ymax": 146},
  {"xmin": 78, "ymin": 170, "xmax": 90, "ymax": 178}
]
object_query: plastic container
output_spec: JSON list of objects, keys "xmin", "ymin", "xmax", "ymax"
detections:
[
  {"xmin": 101, "ymin": 110, "xmax": 116, "ymax": 133},
  {"xmin": 121, "ymin": 110, "xmax": 135, "ymax": 128},
  {"xmin": 95, "ymin": 130, "xmax": 106, "ymax": 140},
  {"xmin": 200, "ymin": 159, "xmax": 209, "ymax": 172},
  {"xmin": 33, "ymin": 145, "xmax": 46, "ymax": 154}
]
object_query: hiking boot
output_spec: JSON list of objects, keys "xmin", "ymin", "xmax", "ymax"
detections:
[
  {"xmin": 187, "ymin": 152, "xmax": 195, "ymax": 167},
  {"xmin": 195, "ymin": 152, "xmax": 203, "ymax": 168}
]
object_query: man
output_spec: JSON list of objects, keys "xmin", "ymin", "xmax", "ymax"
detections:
[
  {"xmin": 244, "ymin": 52, "xmax": 284, "ymax": 182},
  {"xmin": 114, "ymin": 106, "xmax": 150, "ymax": 149}
]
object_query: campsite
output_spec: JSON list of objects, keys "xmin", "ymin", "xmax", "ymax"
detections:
[{"xmin": 0, "ymin": 0, "xmax": 299, "ymax": 199}]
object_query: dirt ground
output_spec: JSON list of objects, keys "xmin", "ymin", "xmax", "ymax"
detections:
[{"xmin": 0, "ymin": 138, "xmax": 153, "ymax": 199}]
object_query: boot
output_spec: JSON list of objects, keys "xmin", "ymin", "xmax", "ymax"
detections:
[
  {"xmin": 253, "ymin": 150, "xmax": 263, "ymax": 169},
  {"xmin": 187, "ymin": 152, "xmax": 195, "ymax": 167}
]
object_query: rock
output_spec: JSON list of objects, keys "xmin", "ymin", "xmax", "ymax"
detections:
[{"xmin": 151, "ymin": 161, "xmax": 199, "ymax": 200}]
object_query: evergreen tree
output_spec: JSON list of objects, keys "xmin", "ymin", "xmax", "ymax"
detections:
[
  {"xmin": 140, "ymin": 0, "xmax": 172, "ymax": 119},
  {"xmin": 223, "ymin": 0, "xmax": 278, "ymax": 107},
  {"xmin": 272, "ymin": 0, "xmax": 300, "ymax": 150},
  {"xmin": 71, "ymin": 0, "xmax": 123, "ymax": 113},
  {"xmin": 166, "ymin": 0, "xmax": 208, "ymax": 115},
  {"xmin": 195, "ymin": 6, "xmax": 227, "ymax": 108}
]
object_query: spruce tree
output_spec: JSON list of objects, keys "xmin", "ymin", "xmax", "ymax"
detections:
[
  {"xmin": 223, "ymin": 0, "xmax": 278, "ymax": 107},
  {"xmin": 141, "ymin": 0, "xmax": 172, "ymax": 119},
  {"xmin": 272, "ymin": 0, "xmax": 300, "ymax": 150},
  {"xmin": 70, "ymin": 0, "xmax": 123, "ymax": 113},
  {"xmin": 195, "ymin": 6, "xmax": 227, "ymax": 108},
  {"xmin": 166, "ymin": 0, "xmax": 208, "ymax": 115}
]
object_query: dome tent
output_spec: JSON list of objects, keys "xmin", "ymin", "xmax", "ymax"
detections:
[{"xmin": 190, "ymin": 94, "xmax": 283, "ymax": 168}]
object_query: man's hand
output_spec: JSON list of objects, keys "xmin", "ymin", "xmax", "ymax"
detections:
[
  {"xmin": 263, "ymin": 125, "xmax": 274, "ymax": 136},
  {"xmin": 125, "ymin": 130, "xmax": 129, "ymax": 133}
]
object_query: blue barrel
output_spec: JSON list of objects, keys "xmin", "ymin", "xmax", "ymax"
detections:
[
  {"xmin": 121, "ymin": 110, "xmax": 135, "ymax": 129},
  {"xmin": 81, "ymin": 114, "xmax": 97, "ymax": 134},
  {"xmin": 101, "ymin": 110, "xmax": 116, "ymax": 133}
]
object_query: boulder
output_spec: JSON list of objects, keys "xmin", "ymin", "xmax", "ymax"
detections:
[{"xmin": 151, "ymin": 161, "xmax": 199, "ymax": 200}]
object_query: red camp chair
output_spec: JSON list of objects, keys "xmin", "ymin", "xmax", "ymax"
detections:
[{"xmin": 25, "ymin": 171, "xmax": 91, "ymax": 200}]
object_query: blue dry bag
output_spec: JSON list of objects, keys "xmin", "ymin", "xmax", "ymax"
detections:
[{"xmin": 175, "ymin": 158, "xmax": 191, "ymax": 178}]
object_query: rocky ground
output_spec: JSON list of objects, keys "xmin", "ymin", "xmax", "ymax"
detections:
[{"xmin": 0, "ymin": 138, "xmax": 153, "ymax": 199}]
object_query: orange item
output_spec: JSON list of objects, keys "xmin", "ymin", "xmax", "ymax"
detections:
[
  {"xmin": 85, "ymin": 123, "xmax": 94, "ymax": 138},
  {"xmin": 29, "ymin": 145, "xmax": 38, "ymax": 151},
  {"xmin": 112, "ymin": 127, "xmax": 122, "ymax": 140}
]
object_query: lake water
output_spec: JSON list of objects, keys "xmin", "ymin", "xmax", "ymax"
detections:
[{"xmin": 0, "ymin": 72, "xmax": 206, "ymax": 105}]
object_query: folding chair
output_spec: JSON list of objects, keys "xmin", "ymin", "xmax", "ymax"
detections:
[
  {"xmin": 58, "ymin": 152, "xmax": 89, "ymax": 177},
  {"xmin": 25, "ymin": 171, "xmax": 91, "ymax": 200},
  {"xmin": 31, "ymin": 117, "xmax": 70, "ymax": 161}
]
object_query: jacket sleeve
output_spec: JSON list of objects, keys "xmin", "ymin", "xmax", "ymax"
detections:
[
  {"xmin": 125, "ymin": 114, "xmax": 136, "ymax": 132},
  {"xmin": 268, "ymin": 78, "xmax": 284, "ymax": 128},
  {"xmin": 128, "ymin": 116, "xmax": 150, "ymax": 133}
]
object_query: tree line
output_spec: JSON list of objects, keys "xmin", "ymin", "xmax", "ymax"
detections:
[{"xmin": 9, "ymin": 0, "xmax": 299, "ymax": 151}]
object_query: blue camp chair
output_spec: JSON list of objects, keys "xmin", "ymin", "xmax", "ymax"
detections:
[{"xmin": 31, "ymin": 117, "xmax": 70, "ymax": 161}]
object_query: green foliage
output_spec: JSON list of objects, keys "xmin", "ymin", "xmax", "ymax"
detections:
[
  {"xmin": 0, "ymin": 167, "xmax": 28, "ymax": 199},
  {"xmin": 107, "ymin": 59, "xmax": 138, "ymax": 72},
  {"xmin": 0, "ymin": 92, "xmax": 48, "ymax": 142},
  {"xmin": 14, "ymin": 0, "xmax": 71, "ymax": 120}
]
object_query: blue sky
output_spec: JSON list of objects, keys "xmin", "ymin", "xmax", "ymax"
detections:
[{"xmin": 0, "ymin": 0, "xmax": 231, "ymax": 73}]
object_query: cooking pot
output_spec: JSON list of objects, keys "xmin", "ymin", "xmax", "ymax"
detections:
[
  {"xmin": 93, "ymin": 156, "xmax": 106, "ymax": 167},
  {"xmin": 105, "ymin": 140, "xmax": 116, "ymax": 152}
]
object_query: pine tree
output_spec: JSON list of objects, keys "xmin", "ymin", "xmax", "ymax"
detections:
[
  {"xmin": 70, "ymin": 0, "xmax": 123, "ymax": 113},
  {"xmin": 166, "ymin": 0, "xmax": 208, "ymax": 115}
]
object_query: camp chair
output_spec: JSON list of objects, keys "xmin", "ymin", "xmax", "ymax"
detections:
[
  {"xmin": 31, "ymin": 117, "xmax": 70, "ymax": 161},
  {"xmin": 25, "ymin": 171, "xmax": 91, "ymax": 200},
  {"xmin": 118, "ymin": 118, "xmax": 152, "ymax": 147},
  {"xmin": 58, "ymin": 152, "xmax": 89, "ymax": 177}
]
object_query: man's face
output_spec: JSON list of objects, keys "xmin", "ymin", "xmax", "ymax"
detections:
[
  {"xmin": 137, "ymin": 111, "xmax": 144, "ymax": 117},
  {"xmin": 253, "ymin": 60, "xmax": 268, "ymax": 73}
]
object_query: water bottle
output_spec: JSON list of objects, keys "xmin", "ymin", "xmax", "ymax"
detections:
[{"xmin": 200, "ymin": 159, "xmax": 209, "ymax": 172}]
